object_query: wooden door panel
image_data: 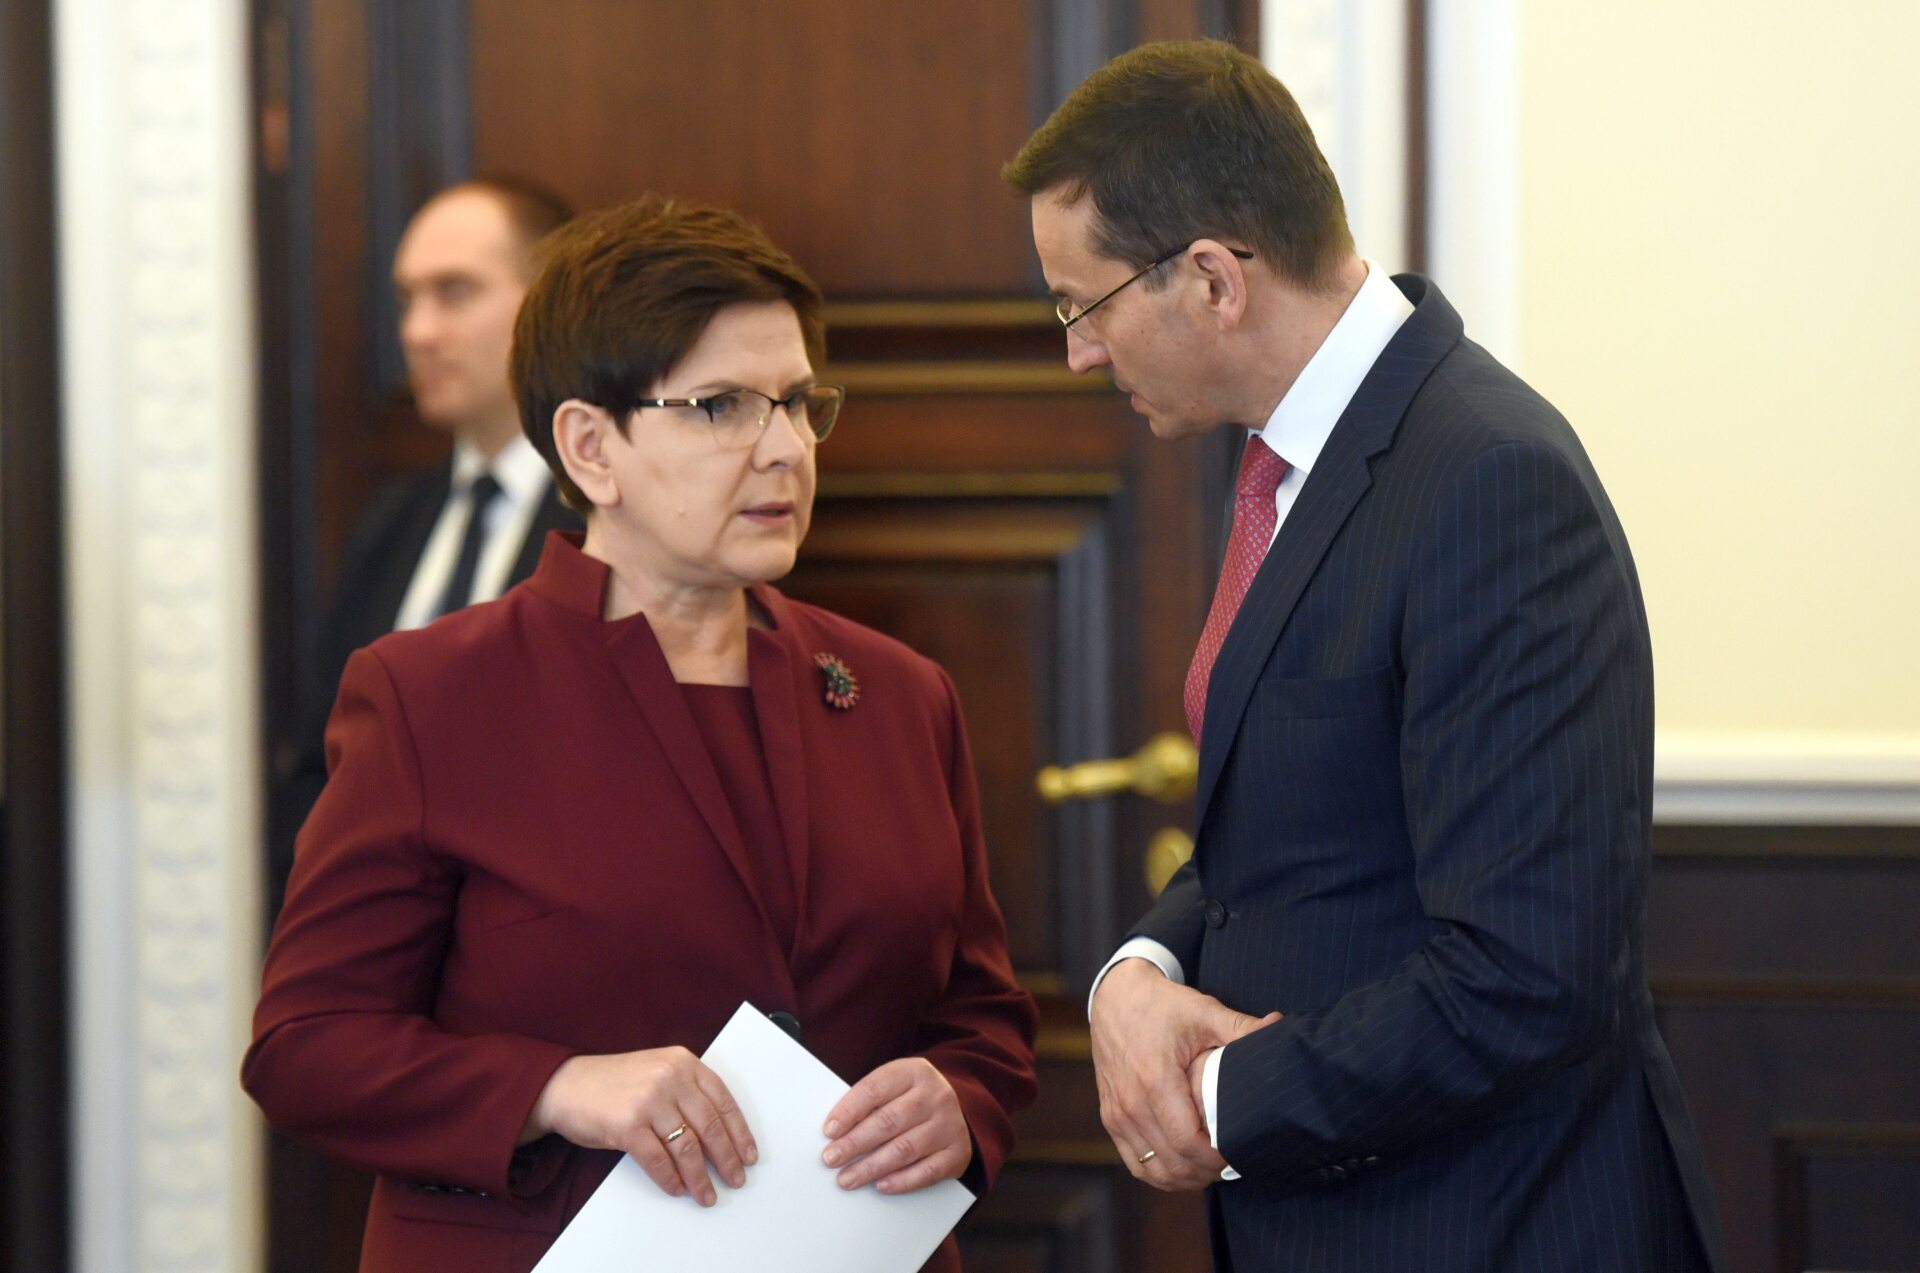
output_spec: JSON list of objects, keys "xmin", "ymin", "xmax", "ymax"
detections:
[
  {"xmin": 468, "ymin": 0, "xmax": 1039, "ymax": 297},
  {"xmin": 819, "ymin": 387, "xmax": 1133, "ymax": 475}
]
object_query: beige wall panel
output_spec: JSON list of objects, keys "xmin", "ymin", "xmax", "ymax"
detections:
[{"xmin": 1516, "ymin": 3, "xmax": 1920, "ymax": 757}]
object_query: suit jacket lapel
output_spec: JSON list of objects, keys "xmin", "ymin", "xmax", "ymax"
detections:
[
  {"xmin": 602, "ymin": 615, "xmax": 780, "ymax": 941},
  {"xmin": 1193, "ymin": 276, "xmax": 1465, "ymax": 822},
  {"xmin": 746, "ymin": 612, "xmax": 813, "ymax": 962},
  {"xmin": 349, "ymin": 466, "xmax": 451, "ymax": 653}
]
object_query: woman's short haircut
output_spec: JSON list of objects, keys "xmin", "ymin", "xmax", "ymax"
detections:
[
  {"xmin": 1003, "ymin": 39, "xmax": 1353, "ymax": 292},
  {"xmin": 512, "ymin": 195, "xmax": 826, "ymax": 512}
]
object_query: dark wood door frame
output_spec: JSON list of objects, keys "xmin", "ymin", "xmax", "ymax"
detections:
[{"xmin": 0, "ymin": 0, "xmax": 70, "ymax": 1269}]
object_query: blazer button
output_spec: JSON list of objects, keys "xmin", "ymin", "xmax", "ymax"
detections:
[{"xmin": 1204, "ymin": 899, "xmax": 1228, "ymax": 928}]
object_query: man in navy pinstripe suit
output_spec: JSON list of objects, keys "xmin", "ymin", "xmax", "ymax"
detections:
[{"xmin": 1007, "ymin": 41, "xmax": 1726, "ymax": 1271}]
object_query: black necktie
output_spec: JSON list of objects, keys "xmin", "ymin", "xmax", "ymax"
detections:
[{"xmin": 432, "ymin": 473, "xmax": 503, "ymax": 620}]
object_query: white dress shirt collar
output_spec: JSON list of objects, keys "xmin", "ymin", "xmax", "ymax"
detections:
[
  {"xmin": 393, "ymin": 432, "xmax": 556, "ymax": 630},
  {"xmin": 450, "ymin": 431, "xmax": 550, "ymax": 508},
  {"xmin": 1252, "ymin": 261, "xmax": 1415, "ymax": 473}
]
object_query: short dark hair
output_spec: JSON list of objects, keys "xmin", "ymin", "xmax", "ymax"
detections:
[
  {"xmin": 511, "ymin": 195, "xmax": 826, "ymax": 512},
  {"xmin": 1004, "ymin": 40, "xmax": 1353, "ymax": 291},
  {"xmin": 435, "ymin": 175, "xmax": 576, "ymax": 275}
]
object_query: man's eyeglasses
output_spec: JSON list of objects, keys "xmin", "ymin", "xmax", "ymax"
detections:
[
  {"xmin": 633, "ymin": 385, "xmax": 846, "ymax": 449},
  {"xmin": 1055, "ymin": 242, "xmax": 1255, "ymax": 334}
]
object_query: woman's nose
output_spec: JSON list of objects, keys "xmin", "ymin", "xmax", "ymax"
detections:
[{"xmin": 754, "ymin": 402, "xmax": 811, "ymax": 465}]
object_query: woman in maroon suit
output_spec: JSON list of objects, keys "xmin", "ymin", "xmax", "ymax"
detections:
[{"xmin": 244, "ymin": 196, "xmax": 1037, "ymax": 1272}]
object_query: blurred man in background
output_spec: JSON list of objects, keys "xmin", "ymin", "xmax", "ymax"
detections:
[{"xmin": 271, "ymin": 177, "xmax": 578, "ymax": 908}]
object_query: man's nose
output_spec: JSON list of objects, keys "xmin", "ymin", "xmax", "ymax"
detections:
[
  {"xmin": 1066, "ymin": 331, "xmax": 1109, "ymax": 375},
  {"xmin": 400, "ymin": 301, "xmax": 438, "ymax": 350}
]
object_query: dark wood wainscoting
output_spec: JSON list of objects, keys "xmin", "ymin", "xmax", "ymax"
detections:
[
  {"xmin": 0, "ymin": 1, "xmax": 70, "ymax": 1269},
  {"xmin": 1650, "ymin": 825, "xmax": 1920, "ymax": 1273}
]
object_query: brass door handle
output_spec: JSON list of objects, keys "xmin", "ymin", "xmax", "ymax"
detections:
[
  {"xmin": 1144, "ymin": 827, "xmax": 1194, "ymax": 896},
  {"xmin": 1034, "ymin": 732, "xmax": 1198, "ymax": 805}
]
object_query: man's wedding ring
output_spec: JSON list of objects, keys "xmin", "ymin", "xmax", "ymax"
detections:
[
  {"xmin": 665, "ymin": 1124, "xmax": 689, "ymax": 1144},
  {"xmin": 1136, "ymin": 1149, "xmax": 1157, "ymax": 1165}
]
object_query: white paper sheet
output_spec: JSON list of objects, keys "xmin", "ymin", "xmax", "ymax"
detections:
[{"xmin": 532, "ymin": 1002, "xmax": 975, "ymax": 1272}]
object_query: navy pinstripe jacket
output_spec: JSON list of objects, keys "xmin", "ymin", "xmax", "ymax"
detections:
[{"xmin": 1137, "ymin": 277, "xmax": 1727, "ymax": 1272}]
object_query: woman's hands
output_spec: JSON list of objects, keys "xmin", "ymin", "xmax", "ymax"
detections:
[
  {"xmin": 820, "ymin": 1057, "xmax": 971, "ymax": 1194},
  {"xmin": 528, "ymin": 1049, "xmax": 970, "ymax": 1202},
  {"xmin": 525, "ymin": 1048, "xmax": 756, "ymax": 1207}
]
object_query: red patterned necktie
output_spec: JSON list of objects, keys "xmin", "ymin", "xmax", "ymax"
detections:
[{"xmin": 1184, "ymin": 437, "xmax": 1291, "ymax": 745}]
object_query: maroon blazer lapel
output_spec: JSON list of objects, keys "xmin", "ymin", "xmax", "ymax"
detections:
[
  {"xmin": 601, "ymin": 618, "xmax": 780, "ymax": 939},
  {"xmin": 746, "ymin": 617, "xmax": 813, "ymax": 961},
  {"xmin": 526, "ymin": 537, "xmax": 810, "ymax": 982}
]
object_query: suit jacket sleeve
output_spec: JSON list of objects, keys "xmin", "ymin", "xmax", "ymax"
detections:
[
  {"xmin": 1217, "ymin": 439, "xmax": 1646, "ymax": 1191},
  {"xmin": 1128, "ymin": 857, "xmax": 1208, "ymax": 974},
  {"xmin": 913, "ymin": 668, "xmax": 1039, "ymax": 1192},
  {"xmin": 242, "ymin": 647, "xmax": 576, "ymax": 1196}
]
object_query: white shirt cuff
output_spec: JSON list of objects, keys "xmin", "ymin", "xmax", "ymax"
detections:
[
  {"xmin": 1085, "ymin": 937, "xmax": 1184, "ymax": 1019},
  {"xmin": 1201, "ymin": 1047, "xmax": 1239, "ymax": 1181}
]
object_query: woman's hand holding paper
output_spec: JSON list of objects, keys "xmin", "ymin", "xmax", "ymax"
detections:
[
  {"xmin": 820, "ymin": 1057, "xmax": 972, "ymax": 1194},
  {"xmin": 526, "ymin": 1047, "xmax": 758, "ymax": 1207}
]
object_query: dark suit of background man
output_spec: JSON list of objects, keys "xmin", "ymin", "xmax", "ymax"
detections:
[
  {"xmin": 1007, "ymin": 41, "xmax": 1726, "ymax": 1271},
  {"xmin": 272, "ymin": 178, "xmax": 580, "ymax": 907}
]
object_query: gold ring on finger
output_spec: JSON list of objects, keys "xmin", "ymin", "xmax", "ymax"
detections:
[
  {"xmin": 665, "ymin": 1124, "xmax": 690, "ymax": 1144},
  {"xmin": 1137, "ymin": 1148, "xmax": 1157, "ymax": 1165}
]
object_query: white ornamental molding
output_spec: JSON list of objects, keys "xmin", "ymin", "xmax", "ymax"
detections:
[
  {"xmin": 1261, "ymin": 0, "xmax": 1342, "ymax": 159},
  {"xmin": 1424, "ymin": 0, "xmax": 1521, "ymax": 367},
  {"xmin": 1655, "ymin": 735, "xmax": 1920, "ymax": 825},
  {"xmin": 57, "ymin": 0, "xmax": 263, "ymax": 1270},
  {"xmin": 1262, "ymin": 0, "xmax": 1409, "ymax": 272}
]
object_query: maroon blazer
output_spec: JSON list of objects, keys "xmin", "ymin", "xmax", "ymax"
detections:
[{"xmin": 244, "ymin": 533, "xmax": 1038, "ymax": 1273}]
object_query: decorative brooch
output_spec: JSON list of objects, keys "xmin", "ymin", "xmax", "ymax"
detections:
[{"xmin": 813, "ymin": 652, "xmax": 860, "ymax": 711}]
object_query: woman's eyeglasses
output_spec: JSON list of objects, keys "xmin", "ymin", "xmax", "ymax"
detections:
[{"xmin": 634, "ymin": 385, "xmax": 846, "ymax": 448}]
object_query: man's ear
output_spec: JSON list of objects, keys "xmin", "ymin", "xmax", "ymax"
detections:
[
  {"xmin": 1190, "ymin": 239, "xmax": 1251, "ymax": 331},
  {"xmin": 552, "ymin": 399, "xmax": 621, "ymax": 510}
]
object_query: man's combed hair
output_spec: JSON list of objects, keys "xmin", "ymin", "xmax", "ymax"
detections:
[
  {"xmin": 432, "ymin": 175, "xmax": 576, "ymax": 274},
  {"xmin": 475, "ymin": 176, "xmax": 575, "ymax": 252},
  {"xmin": 511, "ymin": 195, "xmax": 826, "ymax": 512},
  {"xmin": 1004, "ymin": 39, "xmax": 1353, "ymax": 292}
]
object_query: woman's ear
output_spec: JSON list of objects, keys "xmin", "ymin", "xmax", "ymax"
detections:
[{"xmin": 552, "ymin": 399, "xmax": 621, "ymax": 510}]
